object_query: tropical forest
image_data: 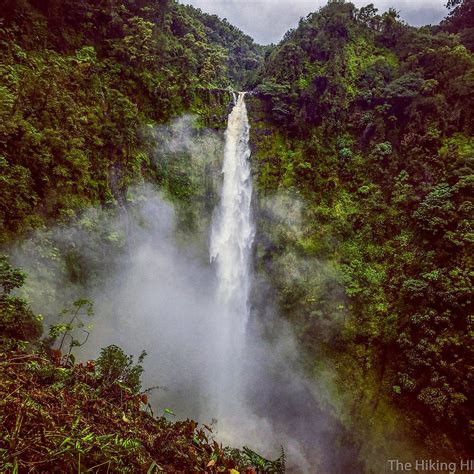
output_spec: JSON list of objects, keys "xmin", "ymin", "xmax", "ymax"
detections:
[{"xmin": 0, "ymin": 0, "xmax": 473, "ymax": 472}]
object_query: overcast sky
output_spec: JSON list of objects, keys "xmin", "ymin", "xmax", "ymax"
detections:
[{"xmin": 182, "ymin": 0, "xmax": 448, "ymax": 44}]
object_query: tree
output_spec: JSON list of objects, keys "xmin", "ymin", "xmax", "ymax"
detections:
[
  {"xmin": 0, "ymin": 255, "xmax": 42, "ymax": 344},
  {"xmin": 96, "ymin": 345, "xmax": 147, "ymax": 395},
  {"xmin": 443, "ymin": 0, "xmax": 474, "ymax": 51}
]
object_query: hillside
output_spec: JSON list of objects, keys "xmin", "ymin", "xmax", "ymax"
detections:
[
  {"xmin": 0, "ymin": 0, "xmax": 262, "ymax": 242},
  {"xmin": 0, "ymin": 255, "xmax": 285, "ymax": 472},
  {"xmin": 0, "ymin": 0, "xmax": 473, "ymax": 471},
  {"xmin": 0, "ymin": 344, "xmax": 284, "ymax": 472},
  {"xmin": 249, "ymin": 0, "xmax": 473, "ymax": 459}
]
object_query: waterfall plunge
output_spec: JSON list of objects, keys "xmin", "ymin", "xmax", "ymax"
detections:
[{"xmin": 210, "ymin": 92, "xmax": 255, "ymax": 424}]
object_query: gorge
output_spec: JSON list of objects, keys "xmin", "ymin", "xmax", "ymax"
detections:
[{"xmin": 0, "ymin": 0, "xmax": 473, "ymax": 472}]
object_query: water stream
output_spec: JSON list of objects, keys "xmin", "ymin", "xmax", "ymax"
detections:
[{"xmin": 210, "ymin": 91, "xmax": 255, "ymax": 420}]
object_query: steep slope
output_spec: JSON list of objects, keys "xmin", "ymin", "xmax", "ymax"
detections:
[
  {"xmin": 1, "ymin": 0, "xmax": 473, "ymax": 469},
  {"xmin": 180, "ymin": 4, "xmax": 267, "ymax": 87},
  {"xmin": 442, "ymin": 0, "xmax": 474, "ymax": 51},
  {"xmin": 249, "ymin": 0, "xmax": 473, "ymax": 459},
  {"xmin": 0, "ymin": 0, "xmax": 262, "ymax": 242},
  {"xmin": 0, "ymin": 254, "xmax": 286, "ymax": 473}
]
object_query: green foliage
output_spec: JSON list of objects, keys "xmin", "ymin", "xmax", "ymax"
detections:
[
  {"xmin": 0, "ymin": 0, "xmax": 472, "ymax": 464},
  {"xmin": 0, "ymin": 350, "xmax": 251, "ymax": 473},
  {"xmin": 252, "ymin": 0, "xmax": 474, "ymax": 458},
  {"xmin": 96, "ymin": 344, "xmax": 147, "ymax": 395},
  {"xmin": 181, "ymin": 4, "xmax": 265, "ymax": 87},
  {"xmin": 223, "ymin": 446, "xmax": 286, "ymax": 473},
  {"xmin": 241, "ymin": 446, "xmax": 286, "ymax": 473},
  {"xmin": 0, "ymin": 254, "xmax": 26, "ymax": 294},
  {"xmin": 443, "ymin": 0, "xmax": 474, "ymax": 51},
  {"xmin": 0, "ymin": 0, "xmax": 259, "ymax": 240},
  {"xmin": 48, "ymin": 299, "xmax": 94, "ymax": 363},
  {"xmin": 0, "ymin": 255, "xmax": 42, "ymax": 346}
]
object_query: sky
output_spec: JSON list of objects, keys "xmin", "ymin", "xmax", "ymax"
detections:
[{"xmin": 182, "ymin": 0, "xmax": 449, "ymax": 44}]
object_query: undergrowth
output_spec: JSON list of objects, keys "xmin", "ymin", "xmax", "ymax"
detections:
[{"xmin": 0, "ymin": 348, "xmax": 285, "ymax": 473}]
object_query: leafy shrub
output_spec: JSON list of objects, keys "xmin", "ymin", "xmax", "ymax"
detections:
[
  {"xmin": 0, "ymin": 255, "xmax": 42, "ymax": 345},
  {"xmin": 224, "ymin": 446, "xmax": 286, "ymax": 473},
  {"xmin": 96, "ymin": 345, "xmax": 147, "ymax": 395},
  {"xmin": 48, "ymin": 299, "xmax": 93, "ymax": 364}
]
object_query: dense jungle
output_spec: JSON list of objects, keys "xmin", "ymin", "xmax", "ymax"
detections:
[{"xmin": 0, "ymin": 0, "xmax": 473, "ymax": 472}]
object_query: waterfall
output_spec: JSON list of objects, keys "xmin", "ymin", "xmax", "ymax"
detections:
[{"xmin": 210, "ymin": 91, "xmax": 254, "ymax": 420}]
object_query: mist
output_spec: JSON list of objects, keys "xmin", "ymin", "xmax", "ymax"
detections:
[
  {"xmin": 9, "ymin": 102, "xmax": 424, "ymax": 472},
  {"xmin": 10, "ymin": 113, "xmax": 356, "ymax": 471},
  {"xmin": 11, "ymin": 165, "xmax": 427, "ymax": 471},
  {"xmin": 10, "ymin": 188, "xmax": 327, "ymax": 470},
  {"xmin": 9, "ymin": 107, "xmax": 423, "ymax": 471}
]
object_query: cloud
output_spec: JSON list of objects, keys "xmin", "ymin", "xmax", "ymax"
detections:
[{"xmin": 182, "ymin": 0, "xmax": 448, "ymax": 44}]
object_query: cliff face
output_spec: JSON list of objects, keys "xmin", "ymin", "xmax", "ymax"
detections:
[
  {"xmin": 246, "ymin": 1, "xmax": 473, "ymax": 460},
  {"xmin": 0, "ymin": 0, "xmax": 259, "ymax": 241},
  {"xmin": 1, "ymin": 0, "xmax": 473, "ymax": 468}
]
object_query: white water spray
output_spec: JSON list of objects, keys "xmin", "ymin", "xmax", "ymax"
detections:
[{"xmin": 210, "ymin": 92, "xmax": 255, "ymax": 421}]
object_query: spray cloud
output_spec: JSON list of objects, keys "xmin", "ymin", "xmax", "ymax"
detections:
[{"xmin": 9, "ymin": 109, "xmax": 368, "ymax": 473}]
